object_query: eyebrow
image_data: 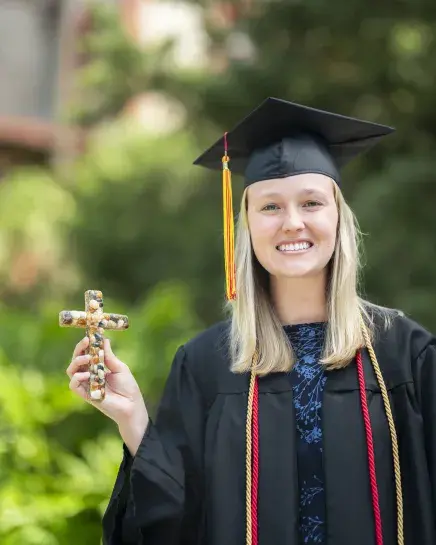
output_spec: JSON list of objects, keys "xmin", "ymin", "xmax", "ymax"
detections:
[{"xmin": 256, "ymin": 191, "xmax": 284, "ymax": 199}]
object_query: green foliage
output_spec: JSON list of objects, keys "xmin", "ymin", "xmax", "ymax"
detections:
[
  {"xmin": 71, "ymin": 2, "xmax": 173, "ymax": 126},
  {"xmin": 0, "ymin": 168, "xmax": 78, "ymax": 307},
  {"xmin": 0, "ymin": 282, "xmax": 200, "ymax": 544},
  {"xmin": 68, "ymin": 120, "xmax": 226, "ymax": 321}
]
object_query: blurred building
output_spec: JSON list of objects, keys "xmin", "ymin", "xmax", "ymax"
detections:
[
  {"xmin": 0, "ymin": 0, "xmax": 209, "ymax": 173},
  {"xmin": 0, "ymin": 0, "xmax": 247, "ymax": 174},
  {"xmin": 0, "ymin": 0, "xmax": 84, "ymax": 172}
]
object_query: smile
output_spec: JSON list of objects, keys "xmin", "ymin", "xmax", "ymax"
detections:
[{"xmin": 276, "ymin": 241, "xmax": 313, "ymax": 253}]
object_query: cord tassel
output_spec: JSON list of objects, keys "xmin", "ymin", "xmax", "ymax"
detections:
[{"xmin": 222, "ymin": 132, "xmax": 236, "ymax": 300}]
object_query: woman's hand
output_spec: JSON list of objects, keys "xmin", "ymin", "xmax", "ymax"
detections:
[{"xmin": 66, "ymin": 336, "xmax": 149, "ymax": 455}]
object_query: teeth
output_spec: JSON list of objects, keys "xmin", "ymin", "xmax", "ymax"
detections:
[{"xmin": 277, "ymin": 242, "xmax": 311, "ymax": 252}]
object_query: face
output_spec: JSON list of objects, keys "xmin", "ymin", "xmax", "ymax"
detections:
[{"xmin": 246, "ymin": 173, "xmax": 339, "ymax": 280}]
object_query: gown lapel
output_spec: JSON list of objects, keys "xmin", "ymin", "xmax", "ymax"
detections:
[
  {"xmin": 251, "ymin": 350, "xmax": 396, "ymax": 545},
  {"xmin": 322, "ymin": 350, "xmax": 396, "ymax": 545},
  {"xmin": 257, "ymin": 372, "xmax": 300, "ymax": 545}
]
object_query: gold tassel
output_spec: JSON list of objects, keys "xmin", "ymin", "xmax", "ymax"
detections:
[{"xmin": 222, "ymin": 151, "xmax": 236, "ymax": 300}]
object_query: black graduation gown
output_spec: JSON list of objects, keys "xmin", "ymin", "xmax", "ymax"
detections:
[{"xmin": 102, "ymin": 312, "xmax": 436, "ymax": 545}]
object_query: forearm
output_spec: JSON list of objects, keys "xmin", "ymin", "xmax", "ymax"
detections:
[{"xmin": 118, "ymin": 408, "xmax": 149, "ymax": 457}]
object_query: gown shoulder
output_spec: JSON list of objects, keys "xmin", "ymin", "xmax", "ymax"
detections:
[
  {"xmin": 366, "ymin": 305, "xmax": 436, "ymax": 388},
  {"xmin": 178, "ymin": 319, "xmax": 249, "ymax": 400}
]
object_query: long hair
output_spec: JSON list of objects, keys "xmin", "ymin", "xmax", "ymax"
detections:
[{"xmin": 226, "ymin": 182, "xmax": 394, "ymax": 375}]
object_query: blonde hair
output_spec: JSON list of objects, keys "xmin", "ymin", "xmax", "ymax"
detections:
[{"xmin": 226, "ymin": 182, "xmax": 394, "ymax": 375}]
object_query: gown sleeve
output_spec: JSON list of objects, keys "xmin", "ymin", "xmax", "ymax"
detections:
[
  {"xmin": 102, "ymin": 345, "xmax": 206, "ymax": 545},
  {"xmin": 414, "ymin": 336, "xmax": 436, "ymax": 518}
]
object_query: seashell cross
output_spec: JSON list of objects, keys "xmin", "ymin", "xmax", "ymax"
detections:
[{"xmin": 59, "ymin": 290, "xmax": 129, "ymax": 401}]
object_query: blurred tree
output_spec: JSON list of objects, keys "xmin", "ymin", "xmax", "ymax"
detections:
[
  {"xmin": 0, "ymin": 167, "xmax": 80, "ymax": 308},
  {"xmin": 69, "ymin": 122, "xmax": 226, "ymax": 323},
  {"xmin": 70, "ymin": 3, "xmax": 175, "ymax": 127},
  {"xmin": 72, "ymin": 0, "xmax": 436, "ymax": 331}
]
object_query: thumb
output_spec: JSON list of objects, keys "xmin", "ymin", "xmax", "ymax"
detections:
[{"xmin": 103, "ymin": 338, "xmax": 126, "ymax": 373}]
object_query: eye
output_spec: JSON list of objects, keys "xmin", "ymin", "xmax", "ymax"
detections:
[
  {"xmin": 261, "ymin": 203, "xmax": 280, "ymax": 211},
  {"xmin": 303, "ymin": 200, "xmax": 323, "ymax": 208}
]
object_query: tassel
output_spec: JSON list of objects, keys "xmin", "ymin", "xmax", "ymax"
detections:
[{"xmin": 222, "ymin": 132, "xmax": 236, "ymax": 300}]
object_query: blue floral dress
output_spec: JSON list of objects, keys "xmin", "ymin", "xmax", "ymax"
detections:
[{"xmin": 284, "ymin": 322, "xmax": 327, "ymax": 544}]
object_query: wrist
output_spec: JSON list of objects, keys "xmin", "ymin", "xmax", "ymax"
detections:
[{"xmin": 118, "ymin": 405, "xmax": 149, "ymax": 457}]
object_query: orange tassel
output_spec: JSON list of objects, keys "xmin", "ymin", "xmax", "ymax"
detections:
[{"xmin": 222, "ymin": 151, "xmax": 236, "ymax": 300}]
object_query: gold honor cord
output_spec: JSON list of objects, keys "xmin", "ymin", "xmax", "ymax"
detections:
[{"xmin": 359, "ymin": 316, "xmax": 404, "ymax": 545}]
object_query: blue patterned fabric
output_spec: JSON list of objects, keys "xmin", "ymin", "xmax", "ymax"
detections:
[{"xmin": 284, "ymin": 322, "xmax": 327, "ymax": 545}]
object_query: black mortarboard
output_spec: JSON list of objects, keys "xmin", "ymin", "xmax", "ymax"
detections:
[
  {"xmin": 194, "ymin": 97, "xmax": 395, "ymax": 185},
  {"xmin": 192, "ymin": 97, "xmax": 395, "ymax": 299}
]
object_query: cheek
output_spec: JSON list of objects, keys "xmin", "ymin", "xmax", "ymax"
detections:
[
  {"xmin": 248, "ymin": 216, "xmax": 280, "ymax": 254},
  {"xmin": 313, "ymin": 213, "xmax": 338, "ymax": 246}
]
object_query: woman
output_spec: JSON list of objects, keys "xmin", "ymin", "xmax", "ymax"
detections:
[{"xmin": 67, "ymin": 98, "xmax": 436, "ymax": 545}]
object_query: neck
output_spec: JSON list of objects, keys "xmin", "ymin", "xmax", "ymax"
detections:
[{"xmin": 270, "ymin": 272, "xmax": 328, "ymax": 326}]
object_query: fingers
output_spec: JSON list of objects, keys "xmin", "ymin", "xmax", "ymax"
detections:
[
  {"xmin": 69, "ymin": 371, "xmax": 90, "ymax": 400},
  {"xmin": 66, "ymin": 338, "xmax": 128, "ymax": 408},
  {"xmin": 72, "ymin": 336, "xmax": 89, "ymax": 359},
  {"xmin": 104, "ymin": 338, "xmax": 127, "ymax": 374},
  {"xmin": 66, "ymin": 354, "xmax": 90, "ymax": 379}
]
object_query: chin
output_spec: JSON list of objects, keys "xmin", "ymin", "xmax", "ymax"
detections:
[
  {"xmin": 277, "ymin": 269, "xmax": 315, "ymax": 279},
  {"xmin": 267, "ymin": 263, "xmax": 327, "ymax": 279}
]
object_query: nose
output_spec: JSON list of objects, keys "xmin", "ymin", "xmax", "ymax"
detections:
[{"xmin": 282, "ymin": 209, "xmax": 305, "ymax": 232}]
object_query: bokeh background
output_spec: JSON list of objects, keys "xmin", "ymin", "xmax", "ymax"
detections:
[{"xmin": 0, "ymin": 0, "xmax": 435, "ymax": 543}]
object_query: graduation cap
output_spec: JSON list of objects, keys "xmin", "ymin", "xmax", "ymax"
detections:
[{"xmin": 193, "ymin": 97, "xmax": 395, "ymax": 300}]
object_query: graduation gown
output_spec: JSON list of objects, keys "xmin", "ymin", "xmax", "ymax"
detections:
[{"xmin": 102, "ymin": 312, "xmax": 436, "ymax": 545}]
